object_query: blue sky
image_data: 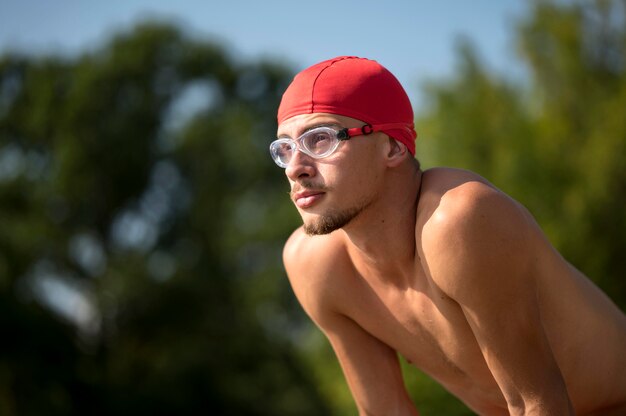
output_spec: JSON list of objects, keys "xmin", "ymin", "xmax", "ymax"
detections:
[{"xmin": 0, "ymin": 0, "xmax": 528, "ymax": 109}]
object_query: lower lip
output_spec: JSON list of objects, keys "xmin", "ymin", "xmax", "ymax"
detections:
[{"xmin": 296, "ymin": 193, "xmax": 325, "ymax": 209}]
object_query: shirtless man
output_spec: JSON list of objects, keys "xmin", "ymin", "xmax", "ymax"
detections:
[{"xmin": 270, "ymin": 56, "xmax": 626, "ymax": 415}]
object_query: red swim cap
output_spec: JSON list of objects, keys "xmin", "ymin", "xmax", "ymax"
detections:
[{"xmin": 277, "ymin": 56, "xmax": 417, "ymax": 155}]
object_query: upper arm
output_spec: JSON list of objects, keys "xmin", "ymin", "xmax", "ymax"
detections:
[
  {"xmin": 319, "ymin": 311, "xmax": 418, "ymax": 416},
  {"xmin": 283, "ymin": 228, "xmax": 418, "ymax": 416},
  {"xmin": 423, "ymin": 182, "xmax": 573, "ymax": 414}
]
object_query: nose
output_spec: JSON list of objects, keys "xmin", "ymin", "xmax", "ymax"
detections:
[{"xmin": 285, "ymin": 149, "xmax": 316, "ymax": 181}]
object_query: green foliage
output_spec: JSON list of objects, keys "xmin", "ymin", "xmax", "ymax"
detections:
[{"xmin": 0, "ymin": 22, "xmax": 325, "ymax": 415}]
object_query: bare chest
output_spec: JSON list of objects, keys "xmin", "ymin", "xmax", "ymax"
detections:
[{"xmin": 345, "ymin": 279, "xmax": 496, "ymax": 392}]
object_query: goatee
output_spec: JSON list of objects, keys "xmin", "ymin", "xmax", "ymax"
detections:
[
  {"xmin": 292, "ymin": 180, "xmax": 369, "ymax": 236},
  {"xmin": 303, "ymin": 205, "xmax": 365, "ymax": 236}
]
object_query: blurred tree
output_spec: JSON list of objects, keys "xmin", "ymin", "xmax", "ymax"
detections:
[
  {"xmin": 0, "ymin": 22, "xmax": 326, "ymax": 415},
  {"xmin": 2, "ymin": 0, "xmax": 625, "ymax": 415}
]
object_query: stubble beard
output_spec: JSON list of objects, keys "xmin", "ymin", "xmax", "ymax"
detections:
[
  {"xmin": 302, "ymin": 203, "xmax": 368, "ymax": 236},
  {"xmin": 292, "ymin": 180, "xmax": 371, "ymax": 236}
]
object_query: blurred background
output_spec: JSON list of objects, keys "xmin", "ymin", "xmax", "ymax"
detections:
[{"xmin": 0, "ymin": 0, "xmax": 624, "ymax": 414}]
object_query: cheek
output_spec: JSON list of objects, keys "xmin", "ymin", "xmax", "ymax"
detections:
[
  {"xmin": 325, "ymin": 146, "xmax": 385, "ymax": 192},
  {"xmin": 337, "ymin": 163, "xmax": 382, "ymax": 197}
]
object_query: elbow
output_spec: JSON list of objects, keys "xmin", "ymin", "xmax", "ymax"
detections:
[
  {"xmin": 506, "ymin": 397, "xmax": 574, "ymax": 416},
  {"xmin": 503, "ymin": 375, "xmax": 575, "ymax": 415}
]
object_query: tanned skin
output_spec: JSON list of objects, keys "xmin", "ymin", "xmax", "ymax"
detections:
[{"xmin": 278, "ymin": 113, "xmax": 626, "ymax": 416}]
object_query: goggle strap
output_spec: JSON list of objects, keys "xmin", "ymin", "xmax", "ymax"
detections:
[{"xmin": 344, "ymin": 122, "xmax": 412, "ymax": 138}]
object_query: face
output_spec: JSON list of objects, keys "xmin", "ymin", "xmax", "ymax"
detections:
[{"xmin": 276, "ymin": 113, "xmax": 388, "ymax": 236}]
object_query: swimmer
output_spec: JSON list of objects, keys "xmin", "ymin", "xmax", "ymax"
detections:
[{"xmin": 271, "ymin": 56, "xmax": 626, "ymax": 415}]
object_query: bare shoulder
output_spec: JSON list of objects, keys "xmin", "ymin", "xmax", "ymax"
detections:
[
  {"xmin": 283, "ymin": 226, "xmax": 351, "ymax": 282},
  {"xmin": 421, "ymin": 167, "xmax": 534, "ymax": 234},
  {"xmin": 420, "ymin": 168, "xmax": 538, "ymax": 298},
  {"xmin": 283, "ymin": 227, "xmax": 353, "ymax": 326}
]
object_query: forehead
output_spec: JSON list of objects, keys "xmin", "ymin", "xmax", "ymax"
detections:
[{"xmin": 277, "ymin": 113, "xmax": 365, "ymax": 138}]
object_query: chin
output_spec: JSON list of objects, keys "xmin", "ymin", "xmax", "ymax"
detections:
[{"xmin": 301, "ymin": 207, "xmax": 361, "ymax": 236}]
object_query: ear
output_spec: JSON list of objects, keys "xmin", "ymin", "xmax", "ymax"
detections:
[{"xmin": 385, "ymin": 138, "xmax": 408, "ymax": 167}]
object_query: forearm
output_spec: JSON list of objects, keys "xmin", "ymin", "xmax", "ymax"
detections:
[
  {"xmin": 357, "ymin": 401, "xmax": 420, "ymax": 416},
  {"xmin": 351, "ymin": 376, "xmax": 420, "ymax": 416}
]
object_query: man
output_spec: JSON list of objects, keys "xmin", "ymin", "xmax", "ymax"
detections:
[{"xmin": 270, "ymin": 56, "xmax": 626, "ymax": 415}]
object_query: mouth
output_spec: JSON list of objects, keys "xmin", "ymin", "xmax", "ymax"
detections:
[{"xmin": 292, "ymin": 190, "xmax": 326, "ymax": 209}]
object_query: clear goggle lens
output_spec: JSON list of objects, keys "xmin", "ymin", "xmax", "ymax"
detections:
[
  {"xmin": 270, "ymin": 127, "xmax": 343, "ymax": 168},
  {"xmin": 269, "ymin": 122, "xmax": 411, "ymax": 168}
]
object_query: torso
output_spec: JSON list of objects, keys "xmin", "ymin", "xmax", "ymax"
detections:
[{"xmin": 311, "ymin": 167, "xmax": 626, "ymax": 415}]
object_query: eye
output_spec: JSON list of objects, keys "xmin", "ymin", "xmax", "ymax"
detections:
[
  {"xmin": 277, "ymin": 141, "xmax": 295, "ymax": 153},
  {"xmin": 306, "ymin": 131, "xmax": 333, "ymax": 153},
  {"xmin": 271, "ymin": 140, "xmax": 294, "ymax": 158},
  {"xmin": 311, "ymin": 132, "xmax": 330, "ymax": 144}
]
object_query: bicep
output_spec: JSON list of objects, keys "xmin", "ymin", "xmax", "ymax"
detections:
[
  {"xmin": 283, "ymin": 233, "xmax": 417, "ymax": 415},
  {"xmin": 459, "ymin": 277, "xmax": 568, "ymax": 412},
  {"xmin": 459, "ymin": 279, "xmax": 575, "ymax": 415},
  {"xmin": 290, "ymin": 277, "xmax": 418, "ymax": 415}
]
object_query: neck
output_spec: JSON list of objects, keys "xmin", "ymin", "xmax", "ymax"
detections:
[{"xmin": 341, "ymin": 166, "xmax": 423, "ymax": 286}]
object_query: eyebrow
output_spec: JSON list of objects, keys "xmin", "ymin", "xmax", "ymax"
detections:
[{"xmin": 277, "ymin": 123, "xmax": 342, "ymax": 139}]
